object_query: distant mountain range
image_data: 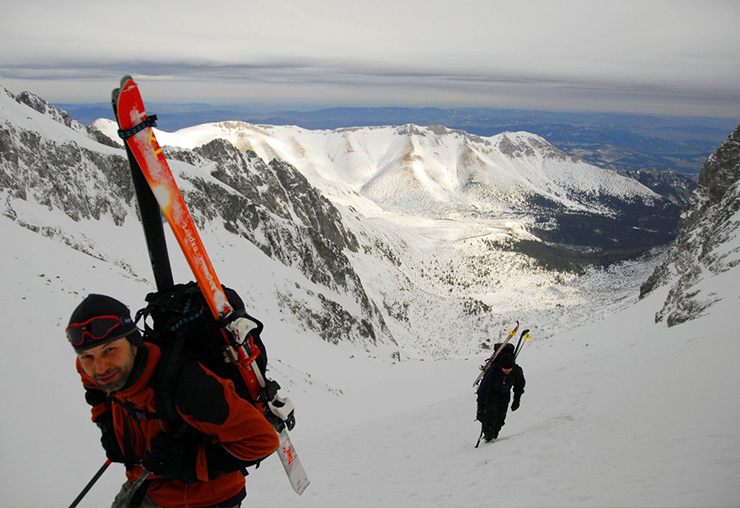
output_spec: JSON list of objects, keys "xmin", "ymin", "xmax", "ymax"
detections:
[
  {"xmin": 58, "ymin": 103, "xmax": 737, "ymax": 176},
  {"xmin": 3, "ymin": 84, "xmax": 700, "ymax": 355},
  {"xmin": 90, "ymin": 116, "xmax": 685, "ymax": 270}
]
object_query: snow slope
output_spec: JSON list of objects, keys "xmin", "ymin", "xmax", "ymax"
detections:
[
  {"xmin": 253, "ymin": 286, "xmax": 740, "ymax": 508},
  {"xmin": 1, "ymin": 210, "xmax": 739, "ymax": 507}
]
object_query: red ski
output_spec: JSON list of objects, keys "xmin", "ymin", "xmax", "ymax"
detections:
[
  {"xmin": 112, "ymin": 75, "xmax": 308, "ymax": 495},
  {"xmin": 113, "ymin": 76, "xmax": 229, "ymax": 318}
]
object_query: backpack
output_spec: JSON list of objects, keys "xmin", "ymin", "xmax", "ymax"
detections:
[
  {"xmin": 491, "ymin": 342, "xmax": 515, "ymax": 363},
  {"xmin": 133, "ymin": 281, "xmax": 275, "ymax": 425}
]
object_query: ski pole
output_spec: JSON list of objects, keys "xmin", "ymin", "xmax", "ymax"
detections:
[
  {"xmin": 68, "ymin": 459, "xmax": 112, "ymax": 508},
  {"xmin": 110, "ymin": 421, "xmax": 187, "ymax": 508},
  {"xmin": 475, "ymin": 428, "xmax": 485, "ymax": 448},
  {"xmin": 111, "ymin": 469, "xmax": 151, "ymax": 508}
]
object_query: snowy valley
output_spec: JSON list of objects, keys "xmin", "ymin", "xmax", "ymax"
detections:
[{"xmin": 1, "ymin": 84, "xmax": 739, "ymax": 507}]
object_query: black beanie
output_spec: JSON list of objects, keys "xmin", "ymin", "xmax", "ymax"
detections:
[
  {"xmin": 66, "ymin": 294, "xmax": 142, "ymax": 352},
  {"xmin": 499, "ymin": 354, "xmax": 515, "ymax": 369}
]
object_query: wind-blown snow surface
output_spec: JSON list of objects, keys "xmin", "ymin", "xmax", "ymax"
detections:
[{"xmin": 1, "ymin": 210, "xmax": 739, "ymax": 507}]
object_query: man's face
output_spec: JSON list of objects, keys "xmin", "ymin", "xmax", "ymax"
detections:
[
  {"xmin": 77, "ymin": 337, "xmax": 137, "ymax": 393},
  {"xmin": 502, "ymin": 367, "xmax": 513, "ymax": 375}
]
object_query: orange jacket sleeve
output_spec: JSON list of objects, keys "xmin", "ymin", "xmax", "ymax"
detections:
[{"xmin": 173, "ymin": 361, "xmax": 279, "ymax": 480}]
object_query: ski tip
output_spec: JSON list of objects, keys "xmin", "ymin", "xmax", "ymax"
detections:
[
  {"xmin": 120, "ymin": 75, "xmax": 134, "ymax": 87},
  {"xmin": 293, "ymin": 479, "xmax": 310, "ymax": 495},
  {"xmin": 110, "ymin": 88, "xmax": 121, "ymax": 118}
]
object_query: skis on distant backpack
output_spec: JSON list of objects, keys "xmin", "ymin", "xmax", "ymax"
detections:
[
  {"xmin": 112, "ymin": 75, "xmax": 309, "ymax": 495},
  {"xmin": 514, "ymin": 330, "xmax": 532, "ymax": 359},
  {"xmin": 474, "ymin": 321, "xmax": 521, "ymax": 387}
]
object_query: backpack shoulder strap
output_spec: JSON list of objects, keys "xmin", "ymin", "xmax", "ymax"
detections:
[{"xmin": 149, "ymin": 339, "xmax": 187, "ymax": 425}]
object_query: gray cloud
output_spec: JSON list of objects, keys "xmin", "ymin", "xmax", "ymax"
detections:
[{"xmin": 1, "ymin": 0, "xmax": 739, "ymax": 117}]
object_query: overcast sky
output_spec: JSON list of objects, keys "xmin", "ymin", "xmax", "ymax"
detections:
[{"xmin": 1, "ymin": 0, "xmax": 739, "ymax": 117}]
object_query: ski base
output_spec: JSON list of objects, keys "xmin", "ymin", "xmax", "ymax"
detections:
[{"xmin": 277, "ymin": 428, "xmax": 310, "ymax": 495}]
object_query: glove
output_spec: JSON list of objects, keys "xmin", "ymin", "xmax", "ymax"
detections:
[
  {"xmin": 97, "ymin": 415, "xmax": 125, "ymax": 463},
  {"xmin": 142, "ymin": 431, "xmax": 197, "ymax": 484},
  {"xmin": 266, "ymin": 393, "xmax": 296, "ymax": 431},
  {"xmin": 260, "ymin": 379, "xmax": 296, "ymax": 432},
  {"xmin": 511, "ymin": 398, "xmax": 521, "ymax": 412}
]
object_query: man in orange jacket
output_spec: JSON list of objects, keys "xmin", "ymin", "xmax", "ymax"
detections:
[{"xmin": 67, "ymin": 294, "xmax": 280, "ymax": 507}]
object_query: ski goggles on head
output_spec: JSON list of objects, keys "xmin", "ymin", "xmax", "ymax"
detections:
[{"xmin": 66, "ymin": 314, "xmax": 134, "ymax": 347}]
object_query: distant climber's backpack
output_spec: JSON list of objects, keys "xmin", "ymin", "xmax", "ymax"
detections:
[
  {"xmin": 135, "ymin": 281, "xmax": 273, "ymax": 424},
  {"xmin": 491, "ymin": 342, "xmax": 515, "ymax": 363}
]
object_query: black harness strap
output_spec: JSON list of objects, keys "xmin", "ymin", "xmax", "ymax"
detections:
[
  {"xmin": 108, "ymin": 393, "xmax": 164, "ymax": 421},
  {"xmin": 117, "ymin": 115, "xmax": 158, "ymax": 140}
]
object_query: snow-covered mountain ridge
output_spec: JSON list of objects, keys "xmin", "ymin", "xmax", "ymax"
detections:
[
  {"xmin": 95, "ymin": 118, "xmax": 660, "ymax": 216},
  {"xmin": 95, "ymin": 117, "xmax": 687, "ymax": 258},
  {"xmin": 1, "ymin": 85, "xmax": 387, "ymax": 352},
  {"xmin": 0, "ymin": 84, "xmax": 692, "ymax": 358}
]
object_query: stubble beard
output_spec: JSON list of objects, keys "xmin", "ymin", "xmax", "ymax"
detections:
[{"xmin": 95, "ymin": 352, "xmax": 136, "ymax": 393}]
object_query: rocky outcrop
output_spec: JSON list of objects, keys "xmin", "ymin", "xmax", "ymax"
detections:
[
  {"xmin": 641, "ymin": 125, "xmax": 740, "ymax": 325},
  {"xmin": 15, "ymin": 90, "xmax": 93, "ymax": 139},
  {"xmin": 1, "ymin": 86, "xmax": 386, "ymax": 348},
  {"xmin": 0, "ymin": 123, "xmax": 133, "ymax": 225}
]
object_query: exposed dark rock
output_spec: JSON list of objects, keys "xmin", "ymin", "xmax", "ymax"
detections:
[{"xmin": 641, "ymin": 125, "xmax": 740, "ymax": 325}]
